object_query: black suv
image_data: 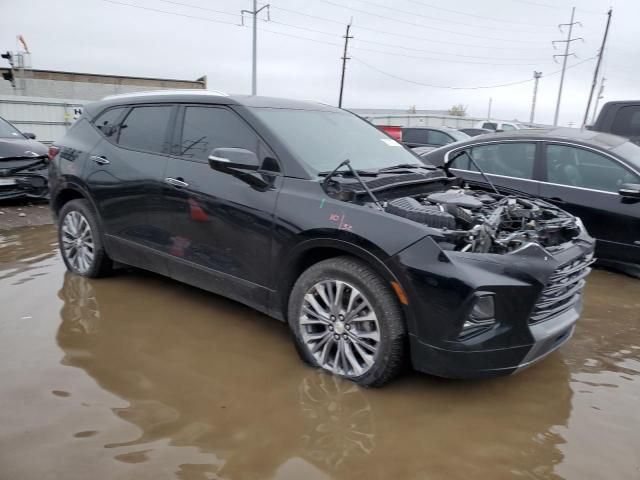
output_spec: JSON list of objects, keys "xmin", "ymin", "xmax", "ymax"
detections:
[{"xmin": 49, "ymin": 91, "xmax": 595, "ymax": 387}]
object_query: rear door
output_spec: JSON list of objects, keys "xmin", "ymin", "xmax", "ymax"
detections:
[
  {"xmin": 609, "ymin": 104, "xmax": 640, "ymax": 145},
  {"xmin": 85, "ymin": 104, "xmax": 176, "ymax": 274},
  {"xmin": 447, "ymin": 141, "xmax": 541, "ymax": 196},
  {"xmin": 539, "ymin": 142, "xmax": 640, "ymax": 263},
  {"xmin": 161, "ymin": 104, "xmax": 283, "ymax": 310}
]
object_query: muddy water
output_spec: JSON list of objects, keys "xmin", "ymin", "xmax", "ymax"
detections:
[{"xmin": 0, "ymin": 225, "xmax": 639, "ymax": 480}]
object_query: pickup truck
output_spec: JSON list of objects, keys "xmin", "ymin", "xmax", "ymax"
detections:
[{"xmin": 591, "ymin": 100, "xmax": 640, "ymax": 144}]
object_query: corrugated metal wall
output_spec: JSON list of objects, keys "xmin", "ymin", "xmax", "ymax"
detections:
[{"xmin": 0, "ymin": 95, "xmax": 85, "ymax": 144}]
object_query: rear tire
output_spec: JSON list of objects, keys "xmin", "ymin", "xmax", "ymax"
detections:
[
  {"xmin": 288, "ymin": 256, "xmax": 406, "ymax": 387},
  {"xmin": 58, "ymin": 199, "xmax": 113, "ymax": 278}
]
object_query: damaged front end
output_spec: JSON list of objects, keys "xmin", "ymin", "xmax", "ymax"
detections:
[
  {"xmin": 384, "ymin": 187, "xmax": 582, "ymax": 254},
  {"xmin": 0, "ymin": 156, "xmax": 49, "ymax": 200}
]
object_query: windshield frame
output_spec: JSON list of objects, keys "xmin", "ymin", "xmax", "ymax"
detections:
[{"xmin": 611, "ymin": 140, "xmax": 640, "ymax": 173}]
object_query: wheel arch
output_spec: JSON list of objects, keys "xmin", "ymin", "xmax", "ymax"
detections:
[
  {"xmin": 274, "ymin": 238, "xmax": 411, "ymax": 325},
  {"xmin": 51, "ymin": 180, "xmax": 98, "ymax": 219}
]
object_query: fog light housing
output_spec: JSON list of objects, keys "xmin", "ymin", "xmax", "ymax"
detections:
[{"xmin": 463, "ymin": 293, "xmax": 495, "ymax": 329}]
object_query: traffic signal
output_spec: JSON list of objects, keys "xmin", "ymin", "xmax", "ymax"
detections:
[{"xmin": 1, "ymin": 51, "xmax": 15, "ymax": 87}]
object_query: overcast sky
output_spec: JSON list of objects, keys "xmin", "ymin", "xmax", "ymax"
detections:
[{"xmin": 1, "ymin": 0, "xmax": 638, "ymax": 125}]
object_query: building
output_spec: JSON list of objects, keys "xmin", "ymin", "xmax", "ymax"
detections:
[
  {"xmin": 0, "ymin": 68, "xmax": 207, "ymax": 143},
  {"xmin": 0, "ymin": 67, "xmax": 206, "ymax": 100}
]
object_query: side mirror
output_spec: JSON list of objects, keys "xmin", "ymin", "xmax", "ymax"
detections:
[
  {"xmin": 619, "ymin": 183, "xmax": 640, "ymax": 198},
  {"xmin": 208, "ymin": 148, "xmax": 259, "ymax": 171},
  {"xmin": 23, "ymin": 132, "xmax": 36, "ymax": 139}
]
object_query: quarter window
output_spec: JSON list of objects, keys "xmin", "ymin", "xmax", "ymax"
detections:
[
  {"xmin": 450, "ymin": 142, "xmax": 536, "ymax": 180},
  {"xmin": 545, "ymin": 144, "xmax": 640, "ymax": 192},
  {"xmin": 117, "ymin": 106, "xmax": 173, "ymax": 154},
  {"xmin": 93, "ymin": 107, "xmax": 126, "ymax": 138}
]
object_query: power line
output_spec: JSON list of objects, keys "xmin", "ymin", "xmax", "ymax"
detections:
[
  {"xmin": 351, "ymin": 0, "xmax": 552, "ymax": 34},
  {"xmin": 351, "ymin": 55, "xmax": 596, "ymax": 90},
  {"xmin": 402, "ymin": 0, "xmax": 555, "ymax": 28},
  {"xmin": 509, "ymin": 0, "xmax": 603, "ymax": 15},
  {"xmin": 133, "ymin": 0, "xmax": 553, "ymax": 65},
  {"xmin": 98, "ymin": 0, "xmax": 553, "ymax": 67},
  {"xmin": 317, "ymin": 0, "xmax": 549, "ymax": 44}
]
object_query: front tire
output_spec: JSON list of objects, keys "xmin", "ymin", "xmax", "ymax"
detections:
[
  {"xmin": 58, "ymin": 199, "xmax": 113, "ymax": 278},
  {"xmin": 288, "ymin": 256, "xmax": 406, "ymax": 387}
]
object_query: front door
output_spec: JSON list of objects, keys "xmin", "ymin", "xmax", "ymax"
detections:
[
  {"xmin": 85, "ymin": 104, "xmax": 176, "ymax": 274},
  {"xmin": 161, "ymin": 105, "xmax": 282, "ymax": 310},
  {"xmin": 539, "ymin": 142, "xmax": 640, "ymax": 264}
]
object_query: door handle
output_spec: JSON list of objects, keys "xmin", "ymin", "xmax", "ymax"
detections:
[
  {"xmin": 90, "ymin": 155, "xmax": 110, "ymax": 165},
  {"xmin": 164, "ymin": 177, "xmax": 189, "ymax": 188}
]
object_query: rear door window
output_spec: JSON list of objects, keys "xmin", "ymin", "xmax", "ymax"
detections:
[
  {"xmin": 610, "ymin": 105, "xmax": 640, "ymax": 137},
  {"xmin": 93, "ymin": 107, "xmax": 127, "ymax": 138},
  {"xmin": 403, "ymin": 129, "xmax": 428, "ymax": 144},
  {"xmin": 117, "ymin": 105, "xmax": 174, "ymax": 154},
  {"xmin": 451, "ymin": 142, "xmax": 536, "ymax": 179},
  {"xmin": 545, "ymin": 144, "xmax": 640, "ymax": 192},
  {"xmin": 500, "ymin": 124, "xmax": 516, "ymax": 131}
]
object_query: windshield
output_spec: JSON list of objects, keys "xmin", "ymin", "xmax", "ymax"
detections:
[
  {"xmin": 251, "ymin": 107, "xmax": 421, "ymax": 173},
  {"xmin": 611, "ymin": 140, "xmax": 640, "ymax": 172},
  {"xmin": 0, "ymin": 117, "xmax": 24, "ymax": 139}
]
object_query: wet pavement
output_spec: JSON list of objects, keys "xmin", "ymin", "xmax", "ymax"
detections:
[{"xmin": 0, "ymin": 224, "xmax": 639, "ymax": 480}]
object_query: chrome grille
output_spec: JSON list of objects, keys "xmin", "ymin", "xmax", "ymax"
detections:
[{"xmin": 529, "ymin": 253, "xmax": 594, "ymax": 325}]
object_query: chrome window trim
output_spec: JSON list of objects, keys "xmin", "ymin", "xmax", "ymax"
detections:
[{"xmin": 444, "ymin": 139, "xmax": 640, "ymax": 195}]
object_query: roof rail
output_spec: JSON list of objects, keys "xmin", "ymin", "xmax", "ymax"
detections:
[{"xmin": 102, "ymin": 89, "xmax": 228, "ymax": 100}]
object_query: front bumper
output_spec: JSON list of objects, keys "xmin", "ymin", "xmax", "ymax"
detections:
[
  {"xmin": 387, "ymin": 232, "xmax": 595, "ymax": 379},
  {"xmin": 0, "ymin": 169, "xmax": 49, "ymax": 200}
]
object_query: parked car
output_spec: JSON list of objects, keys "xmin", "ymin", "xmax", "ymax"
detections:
[
  {"xmin": 402, "ymin": 126, "xmax": 469, "ymax": 148},
  {"xmin": 475, "ymin": 120, "xmax": 527, "ymax": 132},
  {"xmin": 0, "ymin": 115, "xmax": 49, "ymax": 200},
  {"xmin": 49, "ymin": 91, "xmax": 594, "ymax": 386},
  {"xmin": 590, "ymin": 100, "xmax": 640, "ymax": 145},
  {"xmin": 459, "ymin": 127, "xmax": 494, "ymax": 137},
  {"xmin": 419, "ymin": 128, "xmax": 640, "ymax": 276}
]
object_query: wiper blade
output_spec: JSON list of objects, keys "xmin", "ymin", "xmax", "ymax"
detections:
[
  {"xmin": 321, "ymin": 159, "xmax": 383, "ymax": 211},
  {"xmin": 318, "ymin": 169, "xmax": 378, "ymax": 177},
  {"xmin": 377, "ymin": 163, "xmax": 434, "ymax": 172}
]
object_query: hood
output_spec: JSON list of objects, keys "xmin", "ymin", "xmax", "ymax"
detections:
[{"xmin": 0, "ymin": 137, "xmax": 48, "ymax": 160}]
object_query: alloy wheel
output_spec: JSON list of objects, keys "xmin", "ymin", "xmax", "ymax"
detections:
[
  {"xmin": 61, "ymin": 211, "xmax": 95, "ymax": 274},
  {"xmin": 300, "ymin": 280, "xmax": 380, "ymax": 377}
]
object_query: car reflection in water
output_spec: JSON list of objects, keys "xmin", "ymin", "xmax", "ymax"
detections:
[{"xmin": 54, "ymin": 269, "xmax": 577, "ymax": 479}]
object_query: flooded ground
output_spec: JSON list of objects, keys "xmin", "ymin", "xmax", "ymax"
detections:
[{"xmin": 0, "ymin": 224, "xmax": 639, "ymax": 480}]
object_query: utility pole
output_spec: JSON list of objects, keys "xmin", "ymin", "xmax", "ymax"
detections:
[
  {"xmin": 582, "ymin": 8, "xmax": 612, "ymax": 128},
  {"xmin": 552, "ymin": 7, "xmax": 583, "ymax": 126},
  {"xmin": 241, "ymin": 0, "xmax": 270, "ymax": 95},
  {"xmin": 591, "ymin": 77, "xmax": 606, "ymax": 124},
  {"xmin": 338, "ymin": 20, "xmax": 353, "ymax": 108},
  {"xmin": 487, "ymin": 97, "xmax": 492, "ymax": 120},
  {"xmin": 530, "ymin": 71, "xmax": 542, "ymax": 123}
]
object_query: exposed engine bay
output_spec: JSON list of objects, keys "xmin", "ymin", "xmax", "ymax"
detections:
[{"xmin": 384, "ymin": 187, "xmax": 581, "ymax": 253}]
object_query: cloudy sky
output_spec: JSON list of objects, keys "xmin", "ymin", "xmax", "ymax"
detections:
[{"xmin": 1, "ymin": 0, "xmax": 638, "ymax": 125}]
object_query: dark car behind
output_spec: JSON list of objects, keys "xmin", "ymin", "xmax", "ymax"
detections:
[
  {"xmin": 402, "ymin": 126, "xmax": 469, "ymax": 149},
  {"xmin": 0, "ymin": 116, "xmax": 49, "ymax": 200},
  {"xmin": 419, "ymin": 128, "xmax": 640, "ymax": 275}
]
